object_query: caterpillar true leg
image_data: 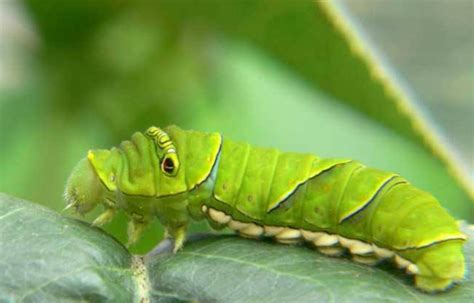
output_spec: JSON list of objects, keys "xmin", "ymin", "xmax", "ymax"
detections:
[
  {"xmin": 165, "ymin": 225, "xmax": 188, "ymax": 253},
  {"xmin": 92, "ymin": 208, "xmax": 116, "ymax": 227},
  {"xmin": 127, "ymin": 217, "xmax": 149, "ymax": 247}
]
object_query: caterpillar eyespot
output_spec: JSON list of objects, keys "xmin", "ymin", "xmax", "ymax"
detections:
[
  {"xmin": 64, "ymin": 125, "xmax": 467, "ymax": 293},
  {"xmin": 161, "ymin": 156, "xmax": 177, "ymax": 176}
]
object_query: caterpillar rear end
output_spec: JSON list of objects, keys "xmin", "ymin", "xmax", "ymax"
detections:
[{"xmin": 64, "ymin": 125, "xmax": 467, "ymax": 292}]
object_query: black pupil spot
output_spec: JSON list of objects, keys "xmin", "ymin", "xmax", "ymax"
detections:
[{"xmin": 163, "ymin": 158, "xmax": 174, "ymax": 173}]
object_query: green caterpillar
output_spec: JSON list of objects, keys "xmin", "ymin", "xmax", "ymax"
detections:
[{"xmin": 64, "ymin": 125, "xmax": 467, "ymax": 292}]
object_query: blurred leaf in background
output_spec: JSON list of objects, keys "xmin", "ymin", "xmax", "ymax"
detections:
[
  {"xmin": 0, "ymin": 0, "xmax": 472, "ymax": 254},
  {"xmin": 345, "ymin": 0, "xmax": 474, "ymax": 175}
]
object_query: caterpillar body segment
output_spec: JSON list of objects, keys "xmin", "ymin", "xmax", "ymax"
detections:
[{"xmin": 64, "ymin": 125, "xmax": 467, "ymax": 292}]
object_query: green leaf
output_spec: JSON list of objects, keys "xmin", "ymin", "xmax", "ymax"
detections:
[
  {"xmin": 148, "ymin": 232, "xmax": 474, "ymax": 303},
  {"xmin": 1, "ymin": 193, "xmax": 473, "ymax": 302},
  {"xmin": 0, "ymin": 193, "xmax": 137, "ymax": 302}
]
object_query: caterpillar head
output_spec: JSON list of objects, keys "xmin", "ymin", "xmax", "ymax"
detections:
[
  {"xmin": 64, "ymin": 157, "xmax": 105, "ymax": 215},
  {"xmin": 64, "ymin": 125, "xmax": 221, "ymax": 237},
  {"xmin": 63, "ymin": 127, "xmax": 182, "ymax": 216}
]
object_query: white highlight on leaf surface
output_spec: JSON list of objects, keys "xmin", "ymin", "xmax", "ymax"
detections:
[{"xmin": 0, "ymin": 207, "xmax": 24, "ymax": 221}]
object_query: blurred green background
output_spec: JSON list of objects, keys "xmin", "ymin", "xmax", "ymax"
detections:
[{"xmin": 0, "ymin": 0, "xmax": 472, "ymax": 253}]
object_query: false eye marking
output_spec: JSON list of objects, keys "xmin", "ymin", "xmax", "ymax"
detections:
[{"xmin": 146, "ymin": 126, "xmax": 180, "ymax": 177}]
